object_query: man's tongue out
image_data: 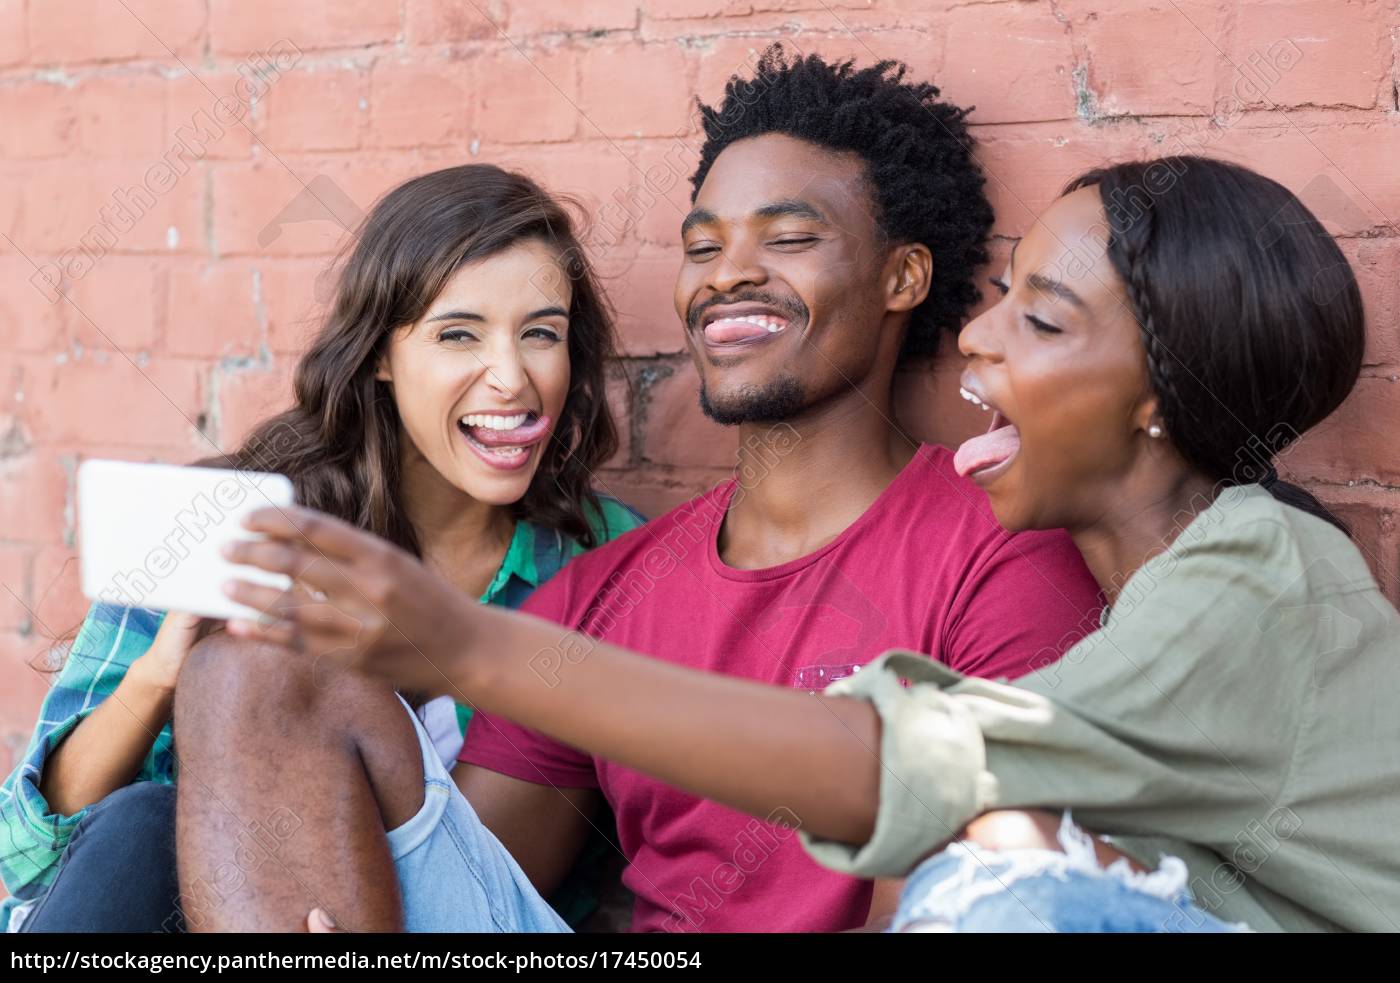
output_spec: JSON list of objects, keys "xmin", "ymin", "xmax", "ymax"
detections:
[
  {"xmin": 703, "ymin": 315, "xmax": 787, "ymax": 344},
  {"xmin": 954, "ymin": 414, "xmax": 1022, "ymax": 478}
]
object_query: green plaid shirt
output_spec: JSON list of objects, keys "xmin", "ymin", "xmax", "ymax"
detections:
[{"xmin": 1, "ymin": 498, "xmax": 643, "ymax": 929}]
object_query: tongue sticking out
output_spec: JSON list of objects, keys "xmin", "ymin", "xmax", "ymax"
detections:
[
  {"xmin": 463, "ymin": 414, "xmax": 550, "ymax": 448},
  {"xmin": 954, "ymin": 414, "xmax": 1022, "ymax": 478},
  {"xmin": 703, "ymin": 318, "xmax": 785, "ymax": 344}
]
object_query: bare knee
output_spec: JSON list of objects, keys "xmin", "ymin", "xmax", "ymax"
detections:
[
  {"xmin": 176, "ymin": 629, "xmax": 411, "ymax": 739},
  {"xmin": 174, "ymin": 632, "xmax": 328, "ymax": 745},
  {"xmin": 175, "ymin": 630, "xmax": 424, "ymax": 833}
]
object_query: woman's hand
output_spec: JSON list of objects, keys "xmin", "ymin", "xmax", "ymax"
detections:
[
  {"xmin": 219, "ymin": 505, "xmax": 477, "ymax": 697},
  {"xmin": 131, "ymin": 611, "xmax": 204, "ymax": 695}
]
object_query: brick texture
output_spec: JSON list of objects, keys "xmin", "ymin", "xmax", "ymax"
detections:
[{"xmin": 2, "ymin": 0, "xmax": 1398, "ymax": 771}]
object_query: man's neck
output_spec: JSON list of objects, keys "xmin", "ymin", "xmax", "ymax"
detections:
[{"xmin": 717, "ymin": 388, "xmax": 917, "ymax": 570}]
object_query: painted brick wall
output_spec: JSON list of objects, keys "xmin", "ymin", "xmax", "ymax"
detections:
[{"xmin": 1, "ymin": 0, "xmax": 1398, "ymax": 767}]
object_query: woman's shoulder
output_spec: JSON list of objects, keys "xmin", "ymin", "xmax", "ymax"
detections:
[
  {"xmin": 518, "ymin": 493, "xmax": 647, "ymax": 589},
  {"xmin": 1173, "ymin": 484, "xmax": 1373, "ymax": 587},
  {"xmin": 584, "ymin": 494, "xmax": 647, "ymax": 546},
  {"xmin": 1103, "ymin": 483, "xmax": 1389, "ymax": 649},
  {"xmin": 483, "ymin": 494, "xmax": 644, "ymax": 618},
  {"xmin": 1154, "ymin": 484, "xmax": 1306, "ymax": 576}
]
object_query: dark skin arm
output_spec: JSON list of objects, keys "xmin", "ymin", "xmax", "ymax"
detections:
[
  {"xmin": 459, "ymin": 613, "xmax": 883, "ymax": 844},
  {"xmin": 223, "ymin": 506, "xmax": 884, "ymax": 846},
  {"xmin": 415, "ymin": 600, "xmax": 886, "ymax": 843},
  {"xmin": 223, "ymin": 507, "xmax": 1140, "ymax": 874}
]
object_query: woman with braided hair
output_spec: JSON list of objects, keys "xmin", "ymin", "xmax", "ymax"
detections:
[
  {"xmin": 834, "ymin": 158, "xmax": 1394, "ymax": 935},
  {"xmin": 224, "ymin": 155, "xmax": 1400, "ymax": 933},
  {"xmin": 838, "ymin": 154, "xmax": 1399, "ymax": 932}
]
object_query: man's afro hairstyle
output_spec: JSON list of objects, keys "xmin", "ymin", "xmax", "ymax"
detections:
[{"xmin": 690, "ymin": 44, "xmax": 994, "ymax": 360}]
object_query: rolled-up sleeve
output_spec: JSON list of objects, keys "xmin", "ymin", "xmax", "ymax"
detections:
[
  {"xmin": 800, "ymin": 512, "xmax": 1315, "ymax": 882},
  {"xmin": 799, "ymin": 651, "xmax": 1000, "ymax": 877},
  {"xmin": 0, "ymin": 604, "xmax": 165, "ymax": 904}
]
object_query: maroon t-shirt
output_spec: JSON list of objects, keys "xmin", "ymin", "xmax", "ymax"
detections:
[{"xmin": 462, "ymin": 444, "xmax": 1102, "ymax": 933}]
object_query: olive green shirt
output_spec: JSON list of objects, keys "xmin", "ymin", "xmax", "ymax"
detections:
[{"xmin": 803, "ymin": 484, "xmax": 1400, "ymax": 933}]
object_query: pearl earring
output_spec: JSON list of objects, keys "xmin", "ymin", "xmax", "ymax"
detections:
[{"xmin": 1148, "ymin": 424, "xmax": 1164, "ymax": 439}]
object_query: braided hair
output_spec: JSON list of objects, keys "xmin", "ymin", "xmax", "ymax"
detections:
[
  {"xmin": 690, "ymin": 44, "xmax": 994, "ymax": 361},
  {"xmin": 1064, "ymin": 157, "xmax": 1364, "ymax": 532}
]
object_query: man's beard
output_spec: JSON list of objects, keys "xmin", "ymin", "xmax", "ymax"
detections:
[{"xmin": 698, "ymin": 375, "xmax": 807, "ymax": 426}]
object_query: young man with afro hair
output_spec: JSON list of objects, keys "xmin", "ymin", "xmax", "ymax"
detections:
[
  {"xmin": 165, "ymin": 45, "xmax": 1106, "ymax": 935},
  {"xmin": 455, "ymin": 44, "xmax": 1103, "ymax": 933}
]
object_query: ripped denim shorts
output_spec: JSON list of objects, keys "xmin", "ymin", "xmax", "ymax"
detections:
[{"xmin": 890, "ymin": 813, "xmax": 1251, "ymax": 933}]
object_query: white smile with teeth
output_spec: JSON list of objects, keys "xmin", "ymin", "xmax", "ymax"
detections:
[
  {"xmin": 710, "ymin": 314, "xmax": 784, "ymax": 332},
  {"xmin": 460, "ymin": 413, "xmax": 529, "ymax": 430},
  {"xmin": 959, "ymin": 386, "xmax": 994, "ymax": 413}
]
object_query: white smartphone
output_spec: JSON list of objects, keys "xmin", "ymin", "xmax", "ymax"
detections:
[{"xmin": 77, "ymin": 459, "xmax": 295, "ymax": 620}]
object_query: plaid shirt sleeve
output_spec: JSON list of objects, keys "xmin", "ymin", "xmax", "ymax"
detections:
[
  {"xmin": 1, "ymin": 494, "xmax": 647, "ymax": 923},
  {"xmin": 0, "ymin": 603, "xmax": 170, "ymax": 907}
]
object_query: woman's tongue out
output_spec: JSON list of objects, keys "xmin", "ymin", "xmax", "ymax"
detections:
[
  {"xmin": 954, "ymin": 412, "xmax": 1022, "ymax": 481},
  {"xmin": 459, "ymin": 413, "xmax": 551, "ymax": 469}
]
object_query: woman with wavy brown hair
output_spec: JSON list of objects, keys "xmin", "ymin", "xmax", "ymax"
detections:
[{"xmin": 2, "ymin": 164, "xmax": 643, "ymax": 932}]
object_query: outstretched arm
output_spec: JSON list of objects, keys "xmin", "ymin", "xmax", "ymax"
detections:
[{"xmin": 222, "ymin": 505, "xmax": 885, "ymax": 847}]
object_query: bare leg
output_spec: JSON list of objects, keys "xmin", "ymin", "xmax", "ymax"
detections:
[{"xmin": 173, "ymin": 633, "xmax": 425, "ymax": 932}]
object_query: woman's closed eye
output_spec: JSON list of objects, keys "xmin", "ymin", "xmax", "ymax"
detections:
[
  {"xmin": 988, "ymin": 278, "xmax": 1062, "ymax": 335},
  {"xmin": 438, "ymin": 328, "xmax": 477, "ymax": 345}
]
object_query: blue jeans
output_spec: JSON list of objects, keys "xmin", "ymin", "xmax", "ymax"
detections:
[
  {"xmin": 390, "ymin": 696, "xmax": 568, "ymax": 933},
  {"xmin": 17, "ymin": 701, "xmax": 569, "ymax": 933},
  {"xmin": 891, "ymin": 814, "xmax": 1250, "ymax": 933},
  {"xmin": 18, "ymin": 782, "xmax": 182, "ymax": 933}
]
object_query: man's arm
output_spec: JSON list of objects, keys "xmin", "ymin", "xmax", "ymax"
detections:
[
  {"xmin": 452, "ymin": 764, "xmax": 600, "ymax": 898},
  {"xmin": 224, "ymin": 505, "xmax": 886, "ymax": 846}
]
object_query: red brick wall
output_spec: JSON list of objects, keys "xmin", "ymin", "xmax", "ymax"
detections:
[{"xmin": 2, "ymin": 1, "xmax": 1398, "ymax": 763}]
